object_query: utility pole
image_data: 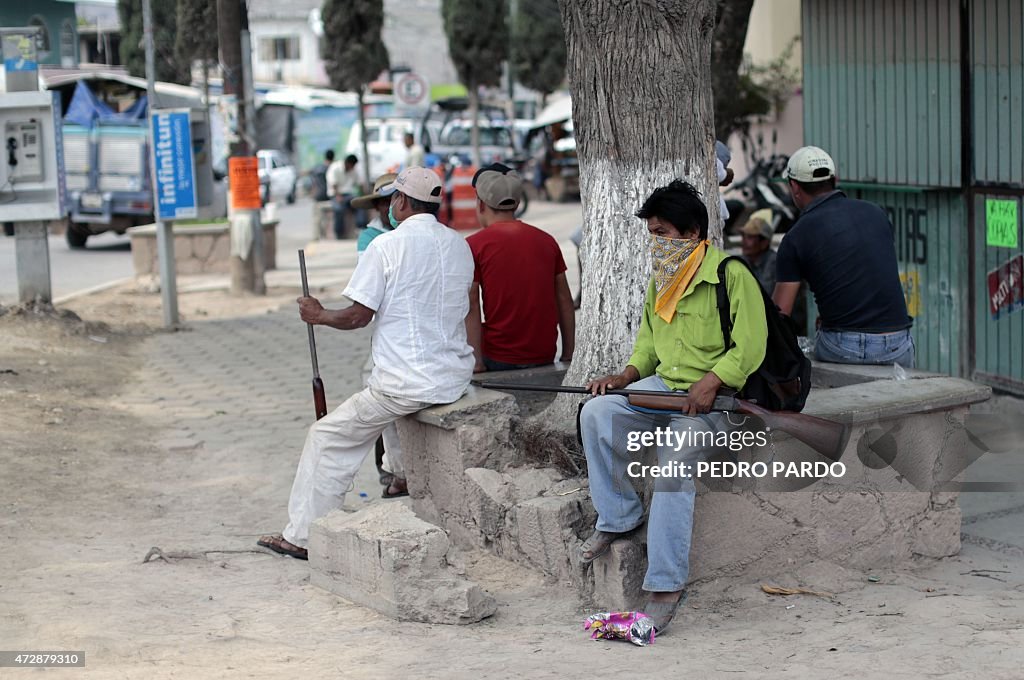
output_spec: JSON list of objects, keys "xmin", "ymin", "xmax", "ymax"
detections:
[
  {"xmin": 143, "ymin": 0, "xmax": 179, "ymax": 327},
  {"xmin": 218, "ymin": 0, "xmax": 264, "ymax": 295}
]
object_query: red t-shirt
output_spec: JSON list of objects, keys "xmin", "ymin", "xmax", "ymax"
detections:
[{"xmin": 467, "ymin": 220, "xmax": 567, "ymax": 365}]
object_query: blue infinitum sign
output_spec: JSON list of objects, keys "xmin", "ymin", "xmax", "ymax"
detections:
[{"xmin": 151, "ymin": 110, "xmax": 197, "ymax": 220}]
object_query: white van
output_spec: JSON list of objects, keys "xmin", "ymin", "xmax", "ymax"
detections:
[{"xmin": 345, "ymin": 118, "xmax": 419, "ymax": 179}]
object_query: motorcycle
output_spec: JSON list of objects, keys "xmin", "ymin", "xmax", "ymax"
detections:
[{"xmin": 723, "ymin": 153, "xmax": 799, "ymax": 235}]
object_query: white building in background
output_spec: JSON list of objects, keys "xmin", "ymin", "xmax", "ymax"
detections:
[
  {"xmin": 728, "ymin": 0, "xmax": 804, "ymax": 177},
  {"xmin": 247, "ymin": 0, "xmax": 457, "ymax": 90},
  {"xmin": 248, "ymin": 0, "xmax": 327, "ymax": 87}
]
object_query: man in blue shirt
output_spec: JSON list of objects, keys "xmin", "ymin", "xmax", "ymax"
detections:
[
  {"xmin": 772, "ymin": 146, "xmax": 915, "ymax": 368},
  {"xmin": 352, "ymin": 173, "xmax": 398, "ymax": 258}
]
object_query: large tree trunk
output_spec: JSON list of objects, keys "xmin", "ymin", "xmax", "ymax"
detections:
[
  {"xmin": 711, "ymin": 0, "xmax": 756, "ymax": 142},
  {"xmin": 549, "ymin": 0, "xmax": 720, "ymax": 423}
]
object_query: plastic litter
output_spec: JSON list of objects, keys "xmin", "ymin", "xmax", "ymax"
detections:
[
  {"xmin": 584, "ymin": 611, "xmax": 656, "ymax": 647},
  {"xmin": 797, "ymin": 335, "xmax": 815, "ymax": 356},
  {"xmin": 892, "ymin": 363, "xmax": 908, "ymax": 380}
]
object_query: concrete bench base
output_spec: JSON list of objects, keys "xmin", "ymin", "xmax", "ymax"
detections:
[
  {"xmin": 128, "ymin": 221, "xmax": 277, "ymax": 276},
  {"xmin": 396, "ymin": 365, "xmax": 990, "ymax": 611},
  {"xmin": 309, "ymin": 503, "xmax": 496, "ymax": 624}
]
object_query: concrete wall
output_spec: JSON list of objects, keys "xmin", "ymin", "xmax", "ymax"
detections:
[{"xmin": 128, "ymin": 222, "xmax": 277, "ymax": 276}]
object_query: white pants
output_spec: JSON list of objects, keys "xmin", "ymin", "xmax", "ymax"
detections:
[{"xmin": 282, "ymin": 387, "xmax": 428, "ymax": 547}]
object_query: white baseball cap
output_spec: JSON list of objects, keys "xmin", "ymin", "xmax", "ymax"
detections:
[
  {"xmin": 783, "ymin": 146, "xmax": 836, "ymax": 183},
  {"xmin": 393, "ymin": 167, "xmax": 443, "ymax": 204}
]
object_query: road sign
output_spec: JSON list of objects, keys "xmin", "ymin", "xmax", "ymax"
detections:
[
  {"xmin": 394, "ymin": 71, "xmax": 430, "ymax": 116},
  {"xmin": 150, "ymin": 109, "xmax": 197, "ymax": 220}
]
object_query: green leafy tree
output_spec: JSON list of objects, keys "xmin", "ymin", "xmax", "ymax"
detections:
[
  {"xmin": 321, "ymin": 0, "xmax": 389, "ymax": 187},
  {"xmin": 512, "ymin": 0, "xmax": 566, "ymax": 107},
  {"xmin": 443, "ymin": 0, "xmax": 508, "ymax": 166},
  {"xmin": 175, "ymin": 0, "xmax": 218, "ymax": 102},
  {"xmin": 117, "ymin": 0, "xmax": 190, "ymax": 85}
]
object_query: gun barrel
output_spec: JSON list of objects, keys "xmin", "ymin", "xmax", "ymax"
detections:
[
  {"xmin": 298, "ymin": 249, "xmax": 320, "ymax": 379},
  {"xmin": 473, "ymin": 381, "xmax": 848, "ymax": 461}
]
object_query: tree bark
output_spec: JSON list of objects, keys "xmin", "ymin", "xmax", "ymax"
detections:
[
  {"xmin": 711, "ymin": 0, "xmax": 756, "ymax": 141},
  {"xmin": 549, "ymin": 0, "xmax": 720, "ymax": 423}
]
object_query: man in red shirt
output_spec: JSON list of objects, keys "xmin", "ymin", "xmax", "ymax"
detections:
[{"xmin": 466, "ymin": 164, "xmax": 575, "ymax": 372}]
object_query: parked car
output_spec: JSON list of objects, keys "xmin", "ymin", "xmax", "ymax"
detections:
[
  {"xmin": 430, "ymin": 120, "xmax": 517, "ymax": 167},
  {"xmin": 257, "ymin": 149, "xmax": 298, "ymax": 204},
  {"xmin": 345, "ymin": 118, "xmax": 419, "ymax": 179}
]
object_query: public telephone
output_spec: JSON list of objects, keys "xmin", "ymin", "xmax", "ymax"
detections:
[{"xmin": 4, "ymin": 118, "xmax": 43, "ymax": 182}]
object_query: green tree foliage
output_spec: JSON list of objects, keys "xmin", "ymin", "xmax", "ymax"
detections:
[
  {"xmin": 443, "ymin": 0, "xmax": 508, "ymax": 165},
  {"xmin": 321, "ymin": 0, "xmax": 389, "ymax": 185},
  {"xmin": 175, "ymin": 0, "xmax": 218, "ymax": 71},
  {"xmin": 513, "ymin": 0, "xmax": 566, "ymax": 100},
  {"xmin": 442, "ymin": 0, "xmax": 508, "ymax": 91},
  {"xmin": 321, "ymin": 0, "xmax": 389, "ymax": 92},
  {"xmin": 715, "ymin": 37, "xmax": 801, "ymax": 143},
  {"xmin": 117, "ymin": 0, "xmax": 190, "ymax": 85}
]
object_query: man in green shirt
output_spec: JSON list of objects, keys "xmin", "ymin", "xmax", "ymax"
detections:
[{"xmin": 580, "ymin": 180, "xmax": 767, "ymax": 634}]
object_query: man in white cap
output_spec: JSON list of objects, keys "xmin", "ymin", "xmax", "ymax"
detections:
[
  {"xmin": 465, "ymin": 163, "xmax": 575, "ymax": 372},
  {"xmin": 773, "ymin": 146, "xmax": 914, "ymax": 367},
  {"xmin": 738, "ymin": 208, "xmax": 777, "ymax": 294},
  {"xmin": 258, "ymin": 167, "xmax": 476, "ymax": 559}
]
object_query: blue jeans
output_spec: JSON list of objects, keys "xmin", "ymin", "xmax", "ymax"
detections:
[
  {"xmin": 333, "ymin": 194, "xmax": 366, "ymax": 239},
  {"xmin": 580, "ymin": 375, "xmax": 725, "ymax": 592},
  {"xmin": 815, "ymin": 329, "xmax": 916, "ymax": 368}
]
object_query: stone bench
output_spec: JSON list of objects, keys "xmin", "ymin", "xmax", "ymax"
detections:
[
  {"xmin": 393, "ymin": 366, "xmax": 990, "ymax": 611},
  {"xmin": 128, "ymin": 220, "xmax": 278, "ymax": 276}
]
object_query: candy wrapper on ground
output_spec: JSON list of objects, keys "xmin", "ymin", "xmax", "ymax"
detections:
[{"xmin": 584, "ymin": 611, "xmax": 656, "ymax": 646}]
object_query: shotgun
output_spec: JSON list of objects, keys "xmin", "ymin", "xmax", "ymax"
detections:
[
  {"xmin": 298, "ymin": 250, "xmax": 328, "ymax": 420},
  {"xmin": 472, "ymin": 382, "xmax": 849, "ymax": 462}
]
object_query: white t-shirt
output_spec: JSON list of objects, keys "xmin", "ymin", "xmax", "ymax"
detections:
[
  {"xmin": 405, "ymin": 144, "xmax": 425, "ymax": 169},
  {"xmin": 343, "ymin": 213, "xmax": 475, "ymax": 403},
  {"xmin": 327, "ymin": 161, "xmax": 360, "ymax": 196}
]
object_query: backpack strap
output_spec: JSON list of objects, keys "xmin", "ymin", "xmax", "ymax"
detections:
[{"xmin": 716, "ymin": 256, "xmax": 746, "ymax": 349}]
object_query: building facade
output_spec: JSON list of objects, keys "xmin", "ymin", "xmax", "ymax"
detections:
[
  {"xmin": 0, "ymin": 0, "xmax": 78, "ymax": 67},
  {"xmin": 802, "ymin": 0, "xmax": 1024, "ymax": 394}
]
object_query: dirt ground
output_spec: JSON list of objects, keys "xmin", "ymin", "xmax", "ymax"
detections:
[{"xmin": 1, "ymin": 291, "xmax": 1023, "ymax": 679}]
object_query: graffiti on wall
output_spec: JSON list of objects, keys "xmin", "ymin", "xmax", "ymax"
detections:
[{"xmin": 987, "ymin": 255, "xmax": 1024, "ymax": 320}]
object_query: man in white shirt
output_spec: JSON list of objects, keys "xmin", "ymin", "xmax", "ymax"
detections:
[
  {"xmin": 404, "ymin": 132, "xmax": 425, "ymax": 169},
  {"xmin": 327, "ymin": 154, "xmax": 366, "ymax": 239},
  {"xmin": 257, "ymin": 167, "xmax": 476, "ymax": 560}
]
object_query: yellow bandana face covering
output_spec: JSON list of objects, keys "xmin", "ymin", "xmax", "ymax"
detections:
[{"xmin": 651, "ymin": 236, "xmax": 708, "ymax": 323}]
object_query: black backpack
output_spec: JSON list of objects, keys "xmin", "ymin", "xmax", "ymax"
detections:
[{"xmin": 715, "ymin": 256, "xmax": 811, "ymax": 412}]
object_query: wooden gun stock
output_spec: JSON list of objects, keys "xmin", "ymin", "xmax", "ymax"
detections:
[{"xmin": 312, "ymin": 376, "xmax": 328, "ymax": 420}]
